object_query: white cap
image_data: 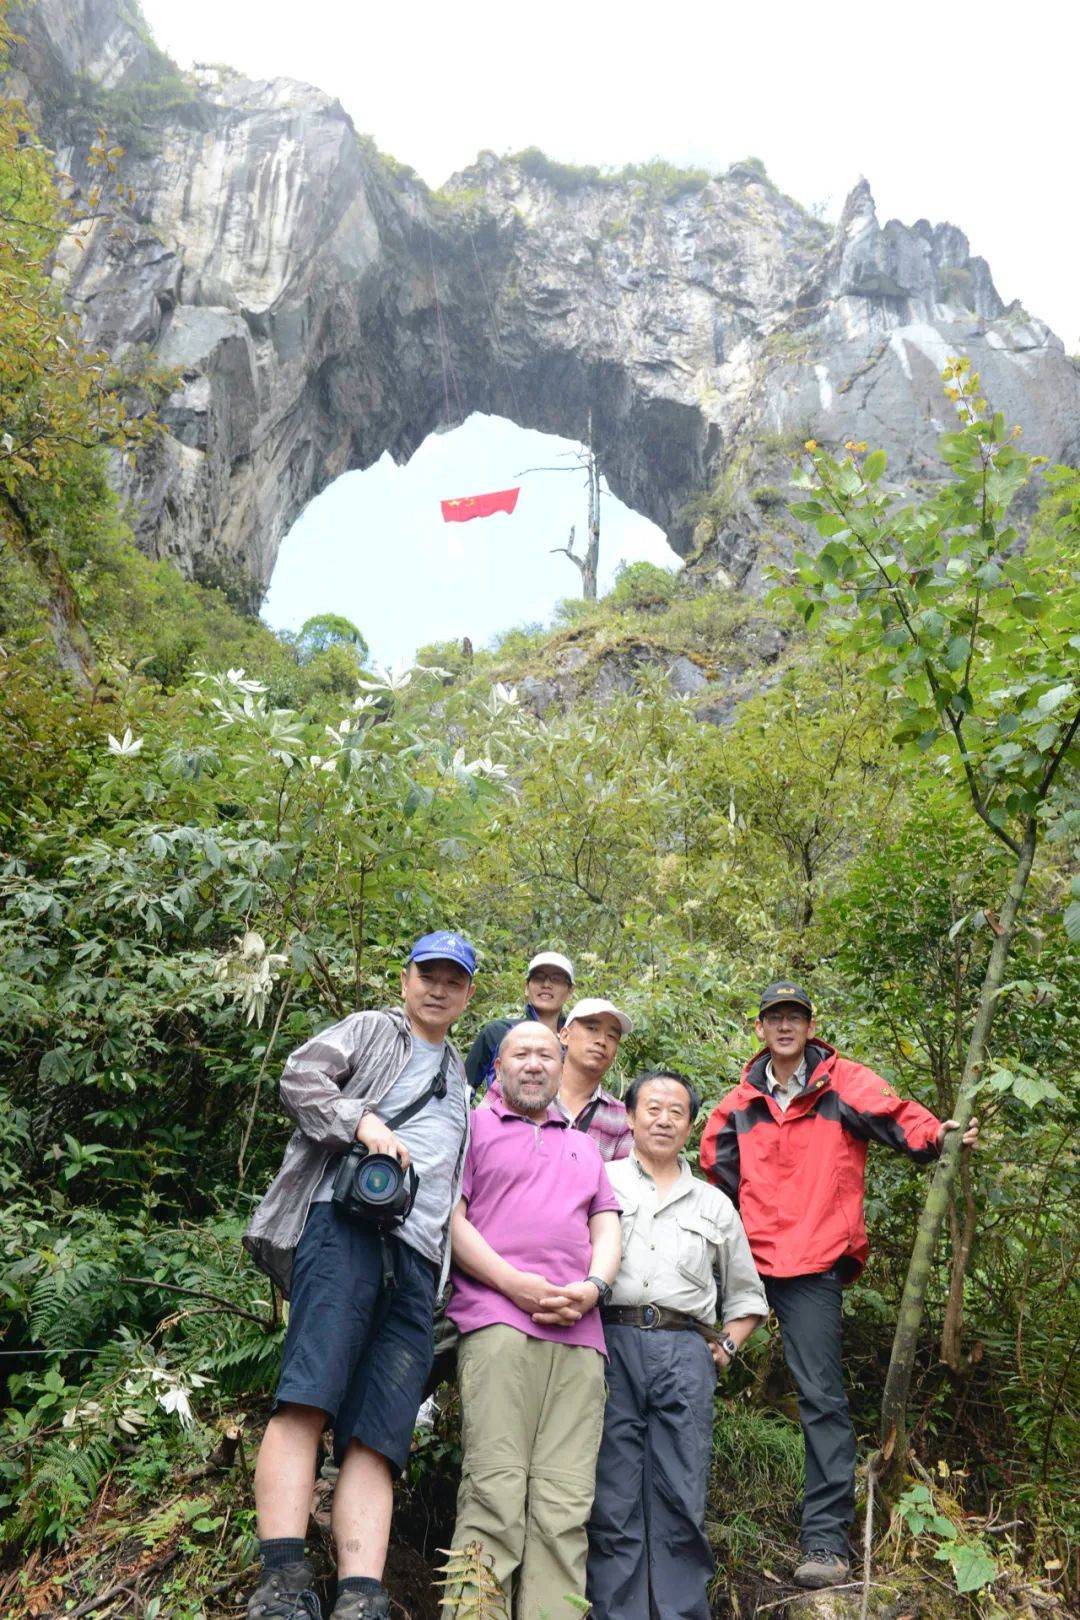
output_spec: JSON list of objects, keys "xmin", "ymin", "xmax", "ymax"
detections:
[
  {"xmin": 564, "ymin": 997, "xmax": 633, "ymax": 1036},
  {"xmin": 527, "ymin": 951, "xmax": 575, "ymax": 983}
]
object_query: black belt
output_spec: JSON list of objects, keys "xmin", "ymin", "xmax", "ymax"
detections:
[{"xmin": 601, "ymin": 1304, "xmax": 719, "ymax": 1343}]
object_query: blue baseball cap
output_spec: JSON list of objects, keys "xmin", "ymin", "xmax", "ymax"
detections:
[{"xmin": 407, "ymin": 930, "xmax": 477, "ymax": 977}]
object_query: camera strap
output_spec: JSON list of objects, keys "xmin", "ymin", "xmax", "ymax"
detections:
[
  {"xmin": 373, "ymin": 1043, "xmax": 450, "ymax": 1294},
  {"xmin": 575, "ymin": 1096, "xmax": 603, "ymax": 1134},
  {"xmin": 379, "ymin": 1043, "xmax": 452, "ymax": 1134},
  {"xmin": 334, "ymin": 1044, "xmax": 453, "ymax": 1294}
]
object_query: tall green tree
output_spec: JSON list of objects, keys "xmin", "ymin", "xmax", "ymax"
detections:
[
  {"xmin": 788, "ymin": 359, "xmax": 1080, "ymax": 1475},
  {"xmin": 294, "ymin": 613, "xmax": 369, "ymax": 664}
]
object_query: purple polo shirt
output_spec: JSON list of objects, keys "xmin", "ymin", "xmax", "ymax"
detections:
[{"xmin": 448, "ymin": 1095, "xmax": 621, "ymax": 1353}]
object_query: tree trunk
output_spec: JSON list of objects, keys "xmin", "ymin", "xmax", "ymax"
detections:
[
  {"xmin": 940, "ymin": 1157, "xmax": 977, "ymax": 1371},
  {"xmin": 582, "ymin": 440, "xmax": 600, "ymax": 601},
  {"xmin": 878, "ymin": 819, "xmax": 1038, "ymax": 1480}
]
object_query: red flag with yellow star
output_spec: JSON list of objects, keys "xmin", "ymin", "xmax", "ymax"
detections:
[{"xmin": 440, "ymin": 487, "xmax": 520, "ymax": 523}]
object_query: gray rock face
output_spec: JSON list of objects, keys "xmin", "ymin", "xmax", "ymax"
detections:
[
  {"xmin": 512, "ymin": 612, "xmax": 787, "ymax": 721},
  {"xmin": 13, "ymin": 2, "xmax": 1080, "ymax": 598},
  {"xmin": 666, "ymin": 655, "xmax": 709, "ymax": 696}
]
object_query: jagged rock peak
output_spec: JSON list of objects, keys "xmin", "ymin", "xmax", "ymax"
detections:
[
  {"xmin": 815, "ymin": 178, "xmax": 1002, "ymax": 315},
  {"xmin": 9, "ymin": 0, "xmax": 1080, "ymax": 602}
]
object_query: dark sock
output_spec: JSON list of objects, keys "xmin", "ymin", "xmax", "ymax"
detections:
[
  {"xmin": 259, "ymin": 1537, "xmax": 307, "ymax": 1570},
  {"xmin": 337, "ymin": 1576, "xmax": 382, "ymax": 1596}
]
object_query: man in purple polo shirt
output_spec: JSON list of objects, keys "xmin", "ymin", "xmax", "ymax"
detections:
[{"xmin": 442, "ymin": 1021, "xmax": 622, "ymax": 1620}]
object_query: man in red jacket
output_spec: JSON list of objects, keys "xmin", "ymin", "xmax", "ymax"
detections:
[{"xmin": 700, "ymin": 982, "xmax": 978, "ymax": 1590}]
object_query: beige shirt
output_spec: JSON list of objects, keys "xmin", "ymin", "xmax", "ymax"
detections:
[
  {"xmin": 766, "ymin": 1054, "xmax": 808, "ymax": 1113},
  {"xmin": 607, "ymin": 1152, "xmax": 768, "ymax": 1326}
]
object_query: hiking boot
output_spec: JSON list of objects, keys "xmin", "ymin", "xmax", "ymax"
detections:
[
  {"xmin": 247, "ymin": 1560, "xmax": 322, "ymax": 1619},
  {"xmin": 330, "ymin": 1587, "xmax": 391, "ymax": 1619},
  {"xmin": 793, "ymin": 1549, "xmax": 851, "ymax": 1588}
]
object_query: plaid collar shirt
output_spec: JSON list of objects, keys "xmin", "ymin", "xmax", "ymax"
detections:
[{"xmin": 556, "ymin": 1085, "xmax": 633, "ymax": 1162}]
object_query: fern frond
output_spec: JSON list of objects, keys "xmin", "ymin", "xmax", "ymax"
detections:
[
  {"xmin": 3, "ymin": 1431, "xmax": 113, "ymax": 1546},
  {"xmin": 29, "ymin": 1260, "xmax": 117, "ymax": 1350},
  {"xmin": 434, "ymin": 1542, "xmax": 509, "ymax": 1619}
]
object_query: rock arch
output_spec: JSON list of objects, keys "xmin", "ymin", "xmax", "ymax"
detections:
[{"xmin": 18, "ymin": 1, "xmax": 1080, "ymax": 600}]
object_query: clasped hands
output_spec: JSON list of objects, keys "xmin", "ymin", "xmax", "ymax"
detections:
[{"xmin": 506, "ymin": 1271, "xmax": 601, "ymax": 1326}]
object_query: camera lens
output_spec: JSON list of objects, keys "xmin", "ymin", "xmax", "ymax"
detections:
[{"xmin": 357, "ymin": 1155, "xmax": 402, "ymax": 1204}]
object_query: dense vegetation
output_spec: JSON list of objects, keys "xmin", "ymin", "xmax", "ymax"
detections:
[{"xmin": 1, "ymin": 10, "xmax": 1078, "ymax": 1615}]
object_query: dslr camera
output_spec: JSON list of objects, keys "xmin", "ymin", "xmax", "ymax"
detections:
[{"xmin": 331, "ymin": 1143, "xmax": 418, "ymax": 1231}]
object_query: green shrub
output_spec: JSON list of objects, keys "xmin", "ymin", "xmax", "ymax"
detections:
[
  {"xmin": 511, "ymin": 147, "xmax": 712, "ymax": 202},
  {"xmin": 607, "ymin": 561, "xmax": 679, "ymax": 611},
  {"xmin": 511, "ymin": 147, "xmax": 605, "ymax": 191},
  {"xmin": 487, "ymin": 619, "xmax": 548, "ymax": 659},
  {"xmin": 654, "ymin": 590, "xmax": 758, "ymax": 653},
  {"xmin": 751, "ymin": 484, "xmax": 786, "ymax": 510}
]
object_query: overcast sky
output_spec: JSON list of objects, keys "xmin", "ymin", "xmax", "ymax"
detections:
[
  {"xmin": 140, "ymin": 0, "xmax": 1080, "ymax": 663},
  {"xmin": 262, "ymin": 418, "xmax": 673, "ymax": 665}
]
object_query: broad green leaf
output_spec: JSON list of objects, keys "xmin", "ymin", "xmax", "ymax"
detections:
[
  {"xmin": 989, "ymin": 742, "xmax": 1023, "ymax": 767},
  {"xmin": 983, "ymin": 1067, "xmax": 1063, "ymax": 1108},
  {"xmin": 1036, "ymin": 682, "xmax": 1074, "ymax": 717},
  {"xmin": 943, "ymin": 636, "xmax": 970, "ymax": 671},
  {"xmin": 938, "ymin": 1542, "xmax": 997, "ymax": 1593}
]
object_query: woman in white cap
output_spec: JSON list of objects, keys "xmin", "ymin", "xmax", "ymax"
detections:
[{"xmin": 464, "ymin": 950, "xmax": 575, "ymax": 1093}]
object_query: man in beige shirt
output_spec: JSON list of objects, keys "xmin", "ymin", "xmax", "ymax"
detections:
[{"xmin": 586, "ymin": 1069, "xmax": 767, "ymax": 1620}]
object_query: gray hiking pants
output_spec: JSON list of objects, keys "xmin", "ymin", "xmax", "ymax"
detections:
[
  {"xmin": 765, "ymin": 1269, "xmax": 856, "ymax": 1555},
  {"xmin": 586, "ymin": 1325, "xmax": 717, "ymax": 1620}
]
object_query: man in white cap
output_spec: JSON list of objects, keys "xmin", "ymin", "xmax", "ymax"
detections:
[
  {"xmin": 465, "ymin": 950, "xmax": 575, "ymax": 1093},
  {"xmin": 554, "ymin": 999, "xmax": 634, "ymax": 1162}
]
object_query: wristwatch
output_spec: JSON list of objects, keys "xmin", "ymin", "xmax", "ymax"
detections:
[
  {"xmin": 720, "ymin": 1334, "xmax": 739, "ymax": 1360},
  {"xmin": 585, "ymin": 1275, "xmax": 613, "ymax": 1307}
]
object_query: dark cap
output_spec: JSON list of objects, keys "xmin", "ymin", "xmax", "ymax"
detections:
[{"xmin": 759, "ymin": 981, "xmax": 813, "ymax": 1017}]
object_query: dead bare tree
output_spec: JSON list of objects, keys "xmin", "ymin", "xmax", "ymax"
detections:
[{"xmin": 519, "ymin": 411, "xmax": 602, "ymax": 600}]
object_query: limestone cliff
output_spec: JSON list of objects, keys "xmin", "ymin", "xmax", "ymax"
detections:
[{"xmin": 11, "ymin": 0, "xmax": 1080, "ymax": 598}]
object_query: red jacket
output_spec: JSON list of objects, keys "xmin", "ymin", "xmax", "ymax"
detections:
[{"xmin": 699, "ymin": 1041, "xmax": 941, "ymax": 1279}]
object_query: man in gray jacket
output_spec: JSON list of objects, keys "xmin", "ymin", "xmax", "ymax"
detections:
[
  {"xmin": 243, "ymin": 931, "xmax": 476, "ymax": 1620},
  {"xmin": 586, "ymin": 1069, "xmax": 768, "ymax": 1620}
]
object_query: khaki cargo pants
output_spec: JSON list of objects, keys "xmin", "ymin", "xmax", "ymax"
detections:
[{"xmin": 443, "ymin": 1323, "xmax": 606, "ymax": 1620}]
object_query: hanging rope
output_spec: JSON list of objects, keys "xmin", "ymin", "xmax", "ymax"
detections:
[
  {"xmin": 467, "ymin": 223, "xmax": 523, "ymax": 426},
  {"xmin": 427, "ymin": 225, "xmax": 464, "ymax": 428}
]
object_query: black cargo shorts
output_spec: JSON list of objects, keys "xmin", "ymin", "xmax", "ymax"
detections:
[{"xmin": 274, "ymin": 1202, "xmax": 437, "ymax": 1472}]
